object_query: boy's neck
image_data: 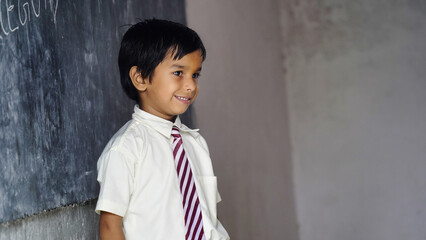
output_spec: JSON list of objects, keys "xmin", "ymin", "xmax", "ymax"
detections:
[{"xmin": 138, "ymin": 105, "xmax": 177, "ymax": 123}]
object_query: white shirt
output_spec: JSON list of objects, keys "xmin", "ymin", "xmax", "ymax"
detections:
[{"xmin": 95, "ymin": 106, "xmax": 230, "ymax": 240}]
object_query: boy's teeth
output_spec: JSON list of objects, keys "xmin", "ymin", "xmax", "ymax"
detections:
[{"xmin": 177, "ymin": 96, "xmax": 189, "ymax": 100}]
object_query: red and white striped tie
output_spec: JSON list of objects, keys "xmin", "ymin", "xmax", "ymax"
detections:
[{"xmin": 172, "ymin": 126, "xmax": 205, "ymax": 240}]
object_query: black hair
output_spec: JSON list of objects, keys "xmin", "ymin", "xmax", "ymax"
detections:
[{"xmin": 118, "ymin": 19, "xmax": 206, "ymax": 102}]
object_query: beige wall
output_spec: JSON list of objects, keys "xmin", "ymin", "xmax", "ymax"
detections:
[
  {"xmin": 280, "ymin": 1, "xmax": 426, "ymax": 240},
  {"xmin": 186, "ymin": 0, "xmax": 298, "ymax": 240},
  {"xmin": 188, "ymin": 0, "xmax": 426, "ymax": 240}
]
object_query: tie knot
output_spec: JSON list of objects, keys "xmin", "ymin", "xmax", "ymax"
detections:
[{"xmin": 171, "ymin": 126, "xmax": 181, "ymax": 139}]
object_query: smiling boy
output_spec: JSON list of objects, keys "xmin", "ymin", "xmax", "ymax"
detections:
[
  {"xmin": 132, "ymin": 49, "xmax": 201, "ymax": 120},
  {"xmin": 95, "ymin": 19, "xmax": 230, "ymax": 240}
]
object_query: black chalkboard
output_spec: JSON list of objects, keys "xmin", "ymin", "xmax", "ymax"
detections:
[{"xmin": 0, "ymin": 0, "xmax": 186, "ymax": 223}]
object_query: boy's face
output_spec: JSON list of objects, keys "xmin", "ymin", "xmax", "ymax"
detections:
[{"xmin": 139, "ymin": 50, "xmax": 203, "ymax": 121}]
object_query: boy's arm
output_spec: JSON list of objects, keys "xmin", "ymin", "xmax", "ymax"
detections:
[{"xmin": 99, "ymin": 211, "xmax": 125, "ymax": 240}]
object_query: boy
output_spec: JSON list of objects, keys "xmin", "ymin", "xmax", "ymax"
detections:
[{"xmin": 95, "ymin": 19, "xmax": 230, "ymax": 240}]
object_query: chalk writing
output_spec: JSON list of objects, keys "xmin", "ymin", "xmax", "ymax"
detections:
[{"xmin": 0, "ymin": 0, "xmax": 59, "ymax": 40}]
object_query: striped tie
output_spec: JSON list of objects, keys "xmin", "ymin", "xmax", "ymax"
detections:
[{"xmin": 172, "ymin": 126, "xmax": 205, "ymax": 240}]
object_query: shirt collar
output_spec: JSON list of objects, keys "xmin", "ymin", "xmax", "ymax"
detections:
[{"xmin": 132, "ymin": 105, "xmax": 199, "ymax": 138}]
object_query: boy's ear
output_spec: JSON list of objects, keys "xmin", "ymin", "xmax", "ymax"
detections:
[{"xmin": 129, "ymin": 66, "xmax": 148, "ymax": 91}]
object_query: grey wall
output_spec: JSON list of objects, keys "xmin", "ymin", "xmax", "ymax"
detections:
[
  {"xmin": 280, "ymin": 0, "xmax": 426, "ymax": 240},
  {"xmin": 187, "ymin": 0, "xmax": 426, "ymax": 239},
  {"xmin": 186, "ymin": 1, "xmax": 299, "ymax": 240},
  {"xmin": 0, "ymin": 201, "xmax": 99, "ymax": 240}
]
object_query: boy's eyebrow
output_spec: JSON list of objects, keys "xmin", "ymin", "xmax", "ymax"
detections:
[{"xmin": 171, "ymin": 64, "xmax": 202, "ymax": 71}]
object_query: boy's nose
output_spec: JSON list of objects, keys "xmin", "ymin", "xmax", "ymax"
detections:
[{"xmin": 184, "ymin": 76, "xmax": 197, "ymax": 91}]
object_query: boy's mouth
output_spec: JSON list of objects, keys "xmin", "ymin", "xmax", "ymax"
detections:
[{"xmin": 175, "ymin": 95, "xmax": 192, "ymax": 104}]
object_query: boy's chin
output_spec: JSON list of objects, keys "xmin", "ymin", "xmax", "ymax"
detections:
[{"xmin": 175, "ymin": 106, "xmax": 191, "ymax": 115}]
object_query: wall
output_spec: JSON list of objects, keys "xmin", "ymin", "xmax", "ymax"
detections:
[
  {"xmin": 187, "ymin": 0, "xmax": 426, "ymax": 239},
  {"xmin": 0, "ymin": 201, "xmax": 99, "ymax": 240},
  {"xmin": 186, "ymin": 1, "xmax": 299, "ymax": 240},
  {"xmin": 280, "ymin": 0, "xmax": 426, "ymax": 240}
]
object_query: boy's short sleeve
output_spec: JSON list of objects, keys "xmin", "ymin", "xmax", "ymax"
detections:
[{"xmin": 95, "ymin": 148, "xmax": 135, "ymax": 217}]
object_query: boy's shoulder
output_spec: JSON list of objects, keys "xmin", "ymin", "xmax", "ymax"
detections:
[{"xmin": 101, "ymin": 119, "xmax": 149, "ymax": 156}]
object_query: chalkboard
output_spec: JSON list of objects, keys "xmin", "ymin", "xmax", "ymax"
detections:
[{"xmin": 0, "ymin": 0, "xmax": 186, "ymax": 223}]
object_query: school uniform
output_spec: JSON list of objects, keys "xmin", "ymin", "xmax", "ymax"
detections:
[{"xmin": 96, "ymin": 106, "xmax": 230, "ymax": 240}]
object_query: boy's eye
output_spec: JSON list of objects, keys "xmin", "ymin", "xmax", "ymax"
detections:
[
  {"xmin": 192, "ymin": 73, "xmax": 201, "ymax": 79},
  {"xmin": 173, "ymin": 71, "xmax": 183, "ymax": 77}
]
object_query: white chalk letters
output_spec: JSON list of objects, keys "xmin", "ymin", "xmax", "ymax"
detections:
[{"xmin": 0, "ymin": 0, "xmax": 59, "ymax": 40}]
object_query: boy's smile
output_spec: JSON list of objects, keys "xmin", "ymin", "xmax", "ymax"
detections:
[{"xmin": 135, "ymin": 49, "xmax": 203, "ymax": 121}]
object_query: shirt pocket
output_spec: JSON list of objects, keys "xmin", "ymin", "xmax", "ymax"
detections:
[{"xmin": 197, "ymin": 176, "xmax": 220, "ymax": 224}]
